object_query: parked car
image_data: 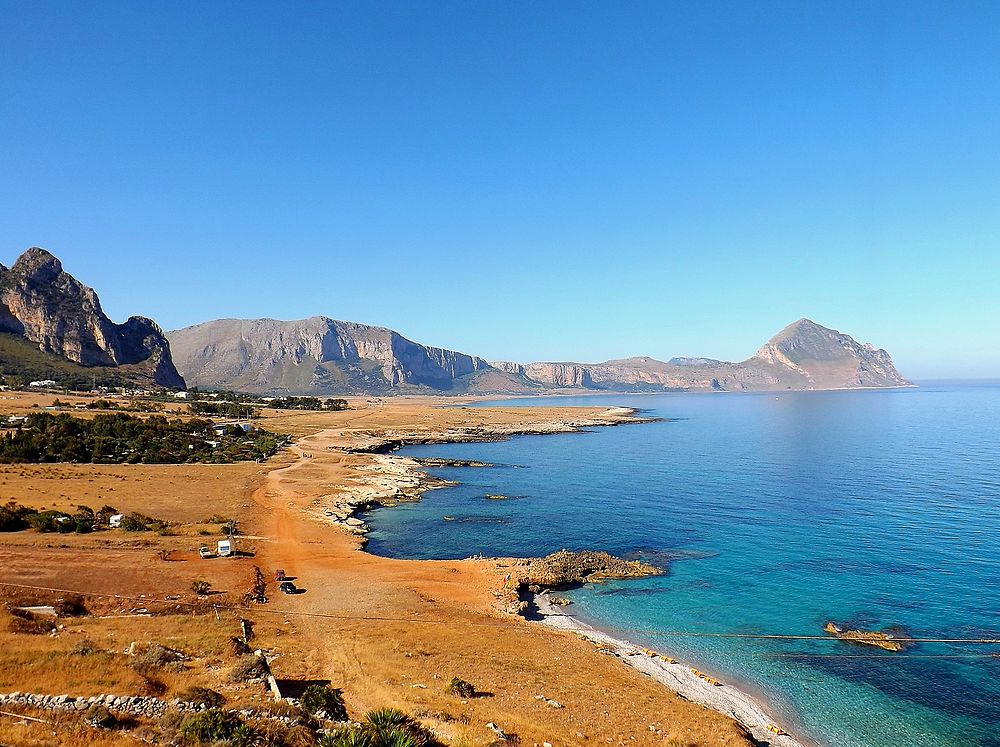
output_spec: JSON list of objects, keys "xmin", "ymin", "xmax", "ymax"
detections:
[
  {"xmin": 199, "ymin": 545, "xmax": 213, "ymax": 559},
  {"xmin": 279, "ymin": 581, "xmax": 297, "ymax": 594}
]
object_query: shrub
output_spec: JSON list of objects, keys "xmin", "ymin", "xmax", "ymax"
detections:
[
  {"xmin": 364, "ymin": 709, "xmax": 410, "ymax": 731},
  {"xmin": 54, "ymin": 594, "xmax": 88, "ymax": 616},
  {"xmin": 180, "ymin": 708, "xmax": 241, "ymax": 743},
  {"xmin": 131, "ymin": 643, "xmax": 185, "ymax": 674},
  {"xmin": 178, "ymin": 686, "xmax": 225, "ymax": 708},
  {"xmin": 319, "ymin": 727, "xmax": 374, "ymax": 747},
  {"xmin": 301, "ymin": 684, "xmax": 347, "ymax": 720},
  {"xmin": 0, "ymin": 501, "xmax": 36, "ymax": 532},
  {"xmin": 230, "ymin": 722, "xmax": 262, "ymax": 747},
  {"xmin": 26, "ymin": 510, "xmax": 65, "ymax": 532},
  {"xmin": 284, "ymin": 724, "xmax": 319, "ymax": 747},
  {"xmin": 120, "ymin": 512, "xmax": 168, "ymax": 532},
  {"xmin": 364, "ymin": 709, "xmax": 435, "ymax": 747},
  {"xmin": 229, "ymin": 653, "xmax": 268, "ymax": 682},
  {"xmin": 191, "ymin": 579, "xmax": 211, "ymax": 595},
  {"xmin": 445, "ymin": 677, "xmax": 475, "ymax": 698},
  {"xmin": 70, "ymin": 638, "xmax": 98, "ymax": 656}
]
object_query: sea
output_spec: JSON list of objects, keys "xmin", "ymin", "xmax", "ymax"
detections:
[{"xmin": 365, "ymin": 383, "xmax": 1000, "ymax": 747}]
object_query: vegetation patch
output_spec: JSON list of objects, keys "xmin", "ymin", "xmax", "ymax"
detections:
[
  {"xmin": 300, "ymin": 683, "xmax": 347, "ymax": 719},
  {"xmin": 0, "ymin": 412, "xmax": 286, "ymax": 464},
  {"xmin": 444, "ymin": 677, "xmax": 475, "ymax": 699},
  {"xmin": 319, "ymin": 708, "xmax": 438, "ymax": 747}
]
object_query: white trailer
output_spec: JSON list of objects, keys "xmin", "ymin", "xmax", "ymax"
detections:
[{"xmin": 217, "ymin": 539, "xmax": 232, "ymax": 557}]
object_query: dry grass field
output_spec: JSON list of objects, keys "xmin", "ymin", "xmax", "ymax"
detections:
[{"xmin": 0, "ymin": 392, "xmax": 754, "ymax": 747}]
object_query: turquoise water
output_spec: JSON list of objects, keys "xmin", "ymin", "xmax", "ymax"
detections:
[{"xmin": 365, "ymin": 385, "xmax": 1000, "ymax": 747}]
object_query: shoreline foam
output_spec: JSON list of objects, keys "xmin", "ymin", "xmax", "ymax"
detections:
[{"xmin": 530, "ymin": 592, "xmax": 813, "ymax": 747}]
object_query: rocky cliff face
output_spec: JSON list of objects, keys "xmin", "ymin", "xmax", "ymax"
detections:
[
  {"xmin": 168, "ymin": 317, "xmax": 500, "ymax": 395},
  {"xmin": 169, "ymin": 315, "xmax": 908, "ymax": 396},
  {"xmin": 0, "ymin": 248, "xmax": 184, "ymax": 388},
  {"xmin": 506, "ymin": 319, "xmax": 910, "ymax": 392}
]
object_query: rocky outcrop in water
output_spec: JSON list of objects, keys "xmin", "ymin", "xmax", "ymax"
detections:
[
  {"xmin": 520, "ymin": 550, "xmax": 661, "ymax": 587},
  {"xmin": 0, "ymin": 247, "xmax": 184, "ymax": 388}
]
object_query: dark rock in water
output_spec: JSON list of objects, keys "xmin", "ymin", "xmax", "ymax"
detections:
[
  {"xmin": 415, "ymin": 457, "xmax": 494, "ymax": 468},
  {"xmin": 522, "ymin": 550, "xmax": 661, "ymax": 588}
]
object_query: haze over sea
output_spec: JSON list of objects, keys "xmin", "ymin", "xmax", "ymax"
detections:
[{"xmin": 366, "ymin": 384, "xmax": 1000, "ymax": 747}]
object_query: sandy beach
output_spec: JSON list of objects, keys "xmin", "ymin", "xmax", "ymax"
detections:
[{"xmin": 530, "ymin": 593, "xmax": 810, "ymax": 747}]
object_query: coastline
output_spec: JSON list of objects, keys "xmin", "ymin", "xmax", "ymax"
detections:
[
  {"xmin": 528, "ymin": 592, "xmax": 812, "ymax": 747},
  {"xmin": 336, "ymin": 405, "xmax": 814, "ymax": 747}
]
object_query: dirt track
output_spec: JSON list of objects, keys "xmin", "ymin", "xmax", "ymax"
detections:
[{"xmin": 248, "ymin": 417, "xmax": 753, "ymax": 747}]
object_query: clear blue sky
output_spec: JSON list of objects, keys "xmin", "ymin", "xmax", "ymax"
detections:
[{"xmin": 2, "ymin": 1, "xmax": 998, "ymax": 379}]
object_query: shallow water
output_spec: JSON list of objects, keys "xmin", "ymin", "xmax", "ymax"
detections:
[{"xmin": 365, "ymin": 384, "xmax": 1000, "ymax": 747}]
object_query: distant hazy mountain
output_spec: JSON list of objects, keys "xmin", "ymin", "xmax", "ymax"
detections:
[
  {"xmin": 0, "ymin": 247, "xmax": 184, "ymax": 388},
  {"xmin": 496, "ymin": 318, "xmax": 910, "ymax": 392},
  {"xmin": 170, "ymin": 316, "xmax": 908, "ymax": 395},
  {"xmin": 167, "ymin": 317, "xmax": 538, "ymax": 395}
]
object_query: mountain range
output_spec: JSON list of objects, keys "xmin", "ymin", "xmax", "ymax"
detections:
[
  {"xmin": 169, "ymin": 316, "xmax": 910, "ymax": 394},
  {"xmin": 0, "ymin": 247, "xmax": 911, "ymax": 394}
]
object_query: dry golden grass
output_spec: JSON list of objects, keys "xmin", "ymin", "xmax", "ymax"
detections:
[
  {"xmin": 0, "ymin": 395, "xmax": 755, "ymax": 747},
  {"xmin": 0, "ymin": 712, "xmax": 144, "ymax": 747},
  {"xmin": 0, "ymin": 609, "xmax": 241, "ymax": 697},
  {"xmin": 0, "ymin": 461, "xmax": 266, "ymax": 523}
]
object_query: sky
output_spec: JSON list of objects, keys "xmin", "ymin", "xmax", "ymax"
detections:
[{"xmin": 1, "ymin": 1, "xmax": 998, "ymax": 379}]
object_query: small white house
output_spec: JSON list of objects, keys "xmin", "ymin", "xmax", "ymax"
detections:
[
  {"xmin": 217, "ymin": 539, "xmax": 232, "ymax": 557},
  {"xmin": 173, "ymin": 391, "xmax": 189, "ymax": 399},
  {"xmin": 109, "ymin": 514, "xmax": 123, "ymax": 528},
  {"xmin": 29, "ymin": 379, "xmax": 57, "ymax": 388}
]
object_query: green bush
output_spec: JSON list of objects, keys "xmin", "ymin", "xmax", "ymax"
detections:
[
  {"xmin": 191, "ymin": 579, "xmax": 211, "ymax": 596},
  {"xmin": 300, "ymin": 684, "xmax": 347, "ymax": 719},
  {"xmin": 0, "ymin": 501, "xmax": 36, "ymax": 532},
  {"xmin": 445, "ymin": 677, "xmax": 475, "ymax": 698},
  {"xmin": 319, "ymin": 727, "xmax": 374, "ymax": 747},
  {"xmin": 318, "ymin": 709, "xmax": 435, "ymax": 747},
  {"xmin": 180, "ymin": 708, "xmax": 241, "ymax": 743},
  {"xmin": 119, "ymin": 511, "xmax": 169, "ymax": 532},
  {"xmin": 26, "ymin": 510, "xmax": 64, "ymax": 532},
  {"xmin": 229, "ymin": 722, "xmax": 262, "ymax": 747},
  {"xmin": 364, "ymin": 709, "xmax": 410, "ymax": 731}
]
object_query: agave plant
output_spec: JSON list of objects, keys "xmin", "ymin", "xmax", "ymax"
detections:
[
  {"xmin": 364, "ymin": 708, "xmax": 411, "ymax": 731},
  {"xmin": 319, "ymin": 726, "xmax": 375, "ymax": 747}
]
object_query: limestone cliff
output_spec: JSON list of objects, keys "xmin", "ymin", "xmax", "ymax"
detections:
[
  {"xmin": 167, "ymin": 317, "xmax": 517, "ymax": 395},
  {"xmin": 501, "ymin": 319, "xmax": 910, "ymax": 392},
  {"xmin": 0, "ymin": 248, "xmax": 184, "ymax": 388}
]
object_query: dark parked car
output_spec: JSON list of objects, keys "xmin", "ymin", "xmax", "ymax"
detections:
[{"xmin": 279, "ymin": 581, "xmax": 297, "ymax": 594}]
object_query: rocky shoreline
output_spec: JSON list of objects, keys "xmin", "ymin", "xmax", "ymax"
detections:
[
  {"xmin": 314, "ymin": 407, "xmax": 655, "ymax": 539},
  {"xmin": 314, "ymin": 405, "xmax": 811, "ymax": 747}
]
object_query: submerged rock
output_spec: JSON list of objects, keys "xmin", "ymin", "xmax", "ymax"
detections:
[{"xmin": 823, "ymin": 621, "xmax": 909, "ymax": 652}]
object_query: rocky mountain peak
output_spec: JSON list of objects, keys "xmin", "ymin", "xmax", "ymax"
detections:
[
  {"xmin": 11, "ymin": 247, "xmax": 64, "ymax": 284},
  {"xmin": 0, "ymin": 247, "xmax": 184, "ymax": 388}
]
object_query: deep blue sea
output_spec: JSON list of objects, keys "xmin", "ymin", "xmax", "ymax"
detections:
[{"xmin": 365, "ymin": 384, "xmax": 1000, "ymax": 747}]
